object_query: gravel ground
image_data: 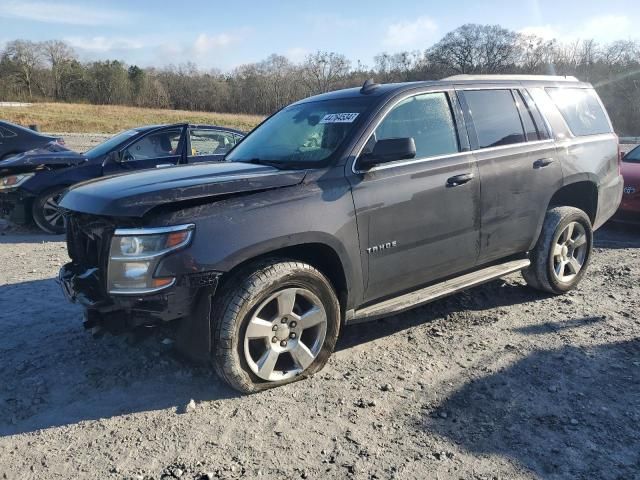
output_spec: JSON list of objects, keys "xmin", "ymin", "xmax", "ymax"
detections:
[{"xmin": 0, "ymin": 222, "xmax": 638, "ymax": 479}]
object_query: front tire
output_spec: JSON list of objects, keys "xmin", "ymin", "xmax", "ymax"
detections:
[
  {"xmin": 523, "ymin": 206, "xmax": 593, "ymax": 294},
  {"xmin": 212, "ymin": 259, "xmax": 340, "ymax": 393},
  {"xmin": 32, "ymin": 188, "xmax": 67, "ymax": 234}
]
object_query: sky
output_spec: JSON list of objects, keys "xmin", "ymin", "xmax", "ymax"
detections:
[{"xmin": 0, "ymin": 0, "xmax": 638, "ymax": 71}]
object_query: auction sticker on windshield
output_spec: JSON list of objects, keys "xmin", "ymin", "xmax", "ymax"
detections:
[{"xmin": 320, "ymin": 113, "xmax": 359, "ymax": 124}]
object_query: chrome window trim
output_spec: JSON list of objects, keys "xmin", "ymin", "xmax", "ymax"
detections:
[
  {"xmin": 351, "ymin": 89, "xmax": 462, "ymax": 174},
  {"xmin": 355, "ymin": 150, "xmax": 472, "ymax": 173},
  {"xmin": 471, "ymin": 138, "xmax": 555, "ymax": 154},
  {"xmin": 114, "ymin": 224, "xmax": 195, "ymax": 236},
  {"xmin": 358, "ymin": 139, "xmax": 555, "ymax": 173}
]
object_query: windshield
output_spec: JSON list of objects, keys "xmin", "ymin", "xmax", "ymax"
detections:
[
  {"xmin": 84, "ymin": 129, "xmax": 139, "ymax": 159},
  {"xmin": 624, "ymin": 145, "xmax": 640, "ymax": 164},
  {"xmin": 226, "ymin": 98, "xmax": 372, "ymax": 166}
]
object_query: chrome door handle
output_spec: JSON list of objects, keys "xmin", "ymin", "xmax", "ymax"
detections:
[
  {"xmin": 533, "ymin": 158, "xmax": 554, "ymax": 168},
  {"xmin": 155, "ymin": 164, "xmax": 173, "ymax": 169},
  {"xmin": 446, "ymin": 173, "xmax": 474, "ymax": 187}
]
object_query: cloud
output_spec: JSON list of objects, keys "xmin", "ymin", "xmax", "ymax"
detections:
[
  {"xmin": 193, "ymin": 33, "xmax": 234, "ymax": 55},
  {"xmin": 65, "ymin": 36, "xmax": 147, "ymax": 53},
  {"xmin": 285, "ymin": 47, "xmax": 309, "ymax": 63},
  {"xmin": 383, "ymin": 16, "xmax": 439, "ymax": 49},
  {"xmin": 520, "ymin": 15, "xmax": 634, "ymax": 44},
  {"xmin": 0, "ymin": 1, "xmax": 130, "ymax": 26}
]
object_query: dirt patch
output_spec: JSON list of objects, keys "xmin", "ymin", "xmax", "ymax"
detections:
[{"xmin": 0, "ymin": 224, "xmax": 638, "ymax": 479}]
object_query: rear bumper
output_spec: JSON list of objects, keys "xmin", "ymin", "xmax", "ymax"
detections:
[
  {"xmin": 58, "ymin": 262, "xmax": 219, "ymax": 334},
  {"xmin": 593, "ymin": 174, "xmax": 624, "ymax": 230}
]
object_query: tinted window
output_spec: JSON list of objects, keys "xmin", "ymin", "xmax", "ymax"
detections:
[
  {"xmin": 84, "ymin": 129, "xmax": 138, "ymax": 159},
  {"xmin": 189, "ymin": 129, "xmax": 236, "ymax": 156},
  {"xmin": 515, "ymin": 91, "xmax": 539, "ymax": 141},
  {"xmin": 122, "ymin": 128, "xmax": 182, "ymax": 162},
  {"xmin": 373, "ymin": 92, "xmax": 459, "ymax": 159},
  {"xmin": 546, "ymin": 87, "xmax": 611, "ymax": 136},
  {"xmin": 624, "ymin": 145, "xmax": 640, "ymax": 164},
  {"xmin": 520, "ymin": 89, "xmax": 550, "ymax": 140},
  {"xmin": 464, "ymin": 89, "xmax": 526, "ymax": 148}
]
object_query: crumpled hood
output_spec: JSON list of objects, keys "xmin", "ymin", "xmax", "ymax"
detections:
[
  {"xmin": 59, "ymin": 161, "xmax": 307, "ymax": 217},
  {"xmin": 0, "ymin": 144, "xmax": 86, "ymax": 175}
]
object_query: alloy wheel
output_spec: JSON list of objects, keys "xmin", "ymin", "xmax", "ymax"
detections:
[
  {"xmin": 41, "ymin": 193, "xmax": 65, "ymax": 231},
  {"xmin": 552, "ymin": 221, "xmax": 588, "ymax": 283},
  {"xmin": 243, "ymin": 287, "xmax": 327, "ymax": 381}
]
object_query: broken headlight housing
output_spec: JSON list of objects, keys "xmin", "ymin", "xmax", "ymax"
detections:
[
  {"xmin": 0, "ymin": 173, "xmax": 35, "ymax": 190},
  {"xmin": 107, "ymin": 224, "xmax": 194, "ymax": 294}
]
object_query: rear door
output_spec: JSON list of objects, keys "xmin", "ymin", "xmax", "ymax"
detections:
[
  {"xmin": 349, "ymin": 90, "xmax": 480, "ymax": 303},
  {"xmin": 186, "ymin": 128, "xmax": 239, "ymax": 164},
  {"xmin": 458, "ymin": 87, "xmax": 562, "ymax": 264},
  {"xmin": 104, "ymin": 126, "xmax": 186, "ymax": 174}
]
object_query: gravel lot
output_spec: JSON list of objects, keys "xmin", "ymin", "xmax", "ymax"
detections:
[{"xmin": 0, "ymin": 222, "xmax": 638, "ymax": 479}]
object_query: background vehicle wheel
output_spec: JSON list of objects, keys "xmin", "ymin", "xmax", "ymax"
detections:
[
  {"xmin": 212, "ymin": 259, "xmax": 340, "ymax": 393},
  {"xmin": 32, "ymin": 188, "xmax": 67, "ymax": 234},
  {"xmin": 522, "ymin": 206, "xmax": 593, "ymax": 294}
]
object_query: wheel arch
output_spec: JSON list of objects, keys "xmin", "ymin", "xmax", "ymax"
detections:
[
  {"xmin": 220, "ymin": 241, "xmax": 350, "ymax": 315},
  {"xmin": 548, "ymin": 180, "xmax": 598, "ymax": 224}
]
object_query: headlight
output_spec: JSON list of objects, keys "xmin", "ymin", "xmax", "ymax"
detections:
[
  {"xmin": 0, "ymin": 173, "xmax": 35, "ymax": 190},
  {"xmin": 107, "ymin": 224, "xmax": 194, "ymax": 294}
]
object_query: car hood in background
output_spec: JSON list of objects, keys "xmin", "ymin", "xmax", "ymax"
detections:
[
  {"xmin": 59, "ymin": 161, "xmax": 307, "ymax": 217},
  {"xmin": 0, "ymin": 143, "xmax": 86, "ymax": 175}
]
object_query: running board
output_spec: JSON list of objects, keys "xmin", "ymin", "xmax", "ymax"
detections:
[{"xmin": 350, "ymin": 258, "xmax": 530, "ymax": 324}]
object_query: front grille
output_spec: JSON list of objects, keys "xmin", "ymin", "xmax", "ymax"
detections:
[{"xmin": 66, "ymin": 214, "xmax": 115, "ymax": 292}]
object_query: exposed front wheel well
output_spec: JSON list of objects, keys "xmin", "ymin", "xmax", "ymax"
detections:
[
  {"xmin": 548, "ymin": 181, "xmax": 598, "ymax": 224},
  {"xmin": 221, "ymin": 243, "xmax": 348, "ymax": 313}
]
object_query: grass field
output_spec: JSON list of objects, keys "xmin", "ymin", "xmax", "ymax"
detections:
[{"xmin": 0, "ymin": 102, "xmax": 264, "ymax": 133}]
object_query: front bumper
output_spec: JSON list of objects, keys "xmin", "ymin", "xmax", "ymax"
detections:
[
  {"xmin": 0, "ymin": 190, "xmax": 30, "ymax": 223},
  {"xmin": 58, "ymin": 262, "xmax": 219, "ymax": 334}
]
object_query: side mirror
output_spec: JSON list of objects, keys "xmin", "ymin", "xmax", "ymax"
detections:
[{"xmin": 358, "ymin": 137, "xmax": 416, "ymax": 169}]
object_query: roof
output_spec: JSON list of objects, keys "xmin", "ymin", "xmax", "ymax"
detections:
[
  {"xmin": 443, "ymin": 74, "xmax": 580, "ymax": 82},
  {"xmin": 133, "ymin": 124, "xmax": 245, "ymax": 135},
  {"xmin": 294, "ymin": 75, "xmax": 590, "ymax": 105}
]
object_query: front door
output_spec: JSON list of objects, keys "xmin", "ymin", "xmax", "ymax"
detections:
[
  {"xmin": 349, "ymin": 91, "xmax": 481, "ymax": 303},
  {"xmin": 187, "ymin": 128, "xmax": 238, "ymax": 164},
  {"xmin": 103, "ymin": 126, "xmax": 185, "ymax": 175}
]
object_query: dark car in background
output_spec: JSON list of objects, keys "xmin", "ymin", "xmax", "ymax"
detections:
[
  {"xmin": 0, "ymin": 120, "xmax": 65, "ymax": 160},
  {"xmin": 0, "ymin": 123, "xmax": 244, "ymax": 233},
  {"xmin": 616, "ymin": 145, "xmax": 640, "ymax": 223}
]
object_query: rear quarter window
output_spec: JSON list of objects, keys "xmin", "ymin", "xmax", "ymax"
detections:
[{"xmin": 545, "ymin": 87, "xmax": 612, "ymax": 136}]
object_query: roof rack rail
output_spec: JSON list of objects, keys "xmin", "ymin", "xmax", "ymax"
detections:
[{"xmin": 443, "ymin": 74, "xmax": 579, "ymax": 82}]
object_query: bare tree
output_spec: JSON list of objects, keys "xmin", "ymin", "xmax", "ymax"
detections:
[
  {"xmin": 40, "ymin": 40, "xmax": 77, "ymax": 100},
  {"xmin": 301, "ymin": 51, "xmax": 351, "ymax": 94},
  {"xmin": 3, "ymin": 40, "xmax": 43, "ymax": 99}
]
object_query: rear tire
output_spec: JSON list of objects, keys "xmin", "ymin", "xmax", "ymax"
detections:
[
  {"xmin": 522, "ymin": 206, "xmax": 593, "ymax": 294},
  {"xmin": 212, "ymin": 259, "xmax": 341, "ymax": 393},
  {"xmin": 32, "ymin": 188, "xmax": 67, "ymax": 234}
]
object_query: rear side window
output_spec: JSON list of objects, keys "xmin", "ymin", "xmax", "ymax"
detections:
[
  {"xmin": 373, "ymin": 92, "xmax": 459, "ymax": 159},
  {"xmin": 463, "ymin": 89, "xmax": 525, "ymax": 148},
  {"xmin": 546, "ymin": 87, "xmax": 611, "ymax": 136}
]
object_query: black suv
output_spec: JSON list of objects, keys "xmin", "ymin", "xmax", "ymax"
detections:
[{"xmin": 58, "ymin": 75, "xmax": 623, "ymax": 393}]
